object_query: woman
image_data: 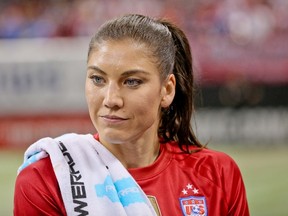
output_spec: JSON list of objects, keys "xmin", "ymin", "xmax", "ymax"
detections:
[{"xmin": 14, "ymin": 14, "xmax": 249, "ymax": 216}]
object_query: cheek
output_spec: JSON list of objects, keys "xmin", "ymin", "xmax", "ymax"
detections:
[
  {"xmin": 85, "ymin": 84, "xmax": 100, "ymax": 111},
  {"xmin": 134, "ymin": 94, "xmax": 161, "ymax": 118},
  {"xmin": 85, "ymin": 85, "xmax": 93, "ymax": 107}
]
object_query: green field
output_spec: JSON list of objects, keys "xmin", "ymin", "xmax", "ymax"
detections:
[
  {"xmin": 0, "ymin": 150, "xmax": 23, "ymax": 216},
  {"xmin": 212, "ymin": 144, "xmax": 288, "ymax": 216},
  {"xmin": 1, "ymin": 145, "xmax": 288, "ymax": 215}
]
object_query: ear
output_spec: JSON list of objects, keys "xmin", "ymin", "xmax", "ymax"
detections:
[{"xmin": 161, "ymin": 74, "xmax": 176, "ymax": 108}]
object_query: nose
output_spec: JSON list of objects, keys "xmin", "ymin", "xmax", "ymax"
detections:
[{"xmin": 103, "ymin": 83, "xmax": 124, "ymax": 108}]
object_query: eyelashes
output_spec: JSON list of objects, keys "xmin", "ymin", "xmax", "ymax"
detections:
[
  {"xmin": 89, "ymin": 75, "xmax": 144, "ymax": 88},
  {"xmin": 89, "ymin": 75, "xmax": 105, "ymax": 85},
  {"xmin": 124, "ymin": 78, "xmax": 143, "ymax": 87}
]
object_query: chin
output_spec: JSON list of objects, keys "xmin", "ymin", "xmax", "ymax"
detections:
[{"xmin": 99, "ymin": 130, "xmax": 128, "ymax": 144}]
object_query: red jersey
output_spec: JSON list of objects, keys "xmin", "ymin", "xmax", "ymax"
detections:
[{"xmin": 14, "ymin": 140, "xmax": 249, "ymax": 216}]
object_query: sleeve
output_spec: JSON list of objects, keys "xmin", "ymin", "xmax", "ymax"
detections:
[
  {"xmin": 221, "ymin": 154, "xmax": 250, "ymax": 216},
  {"xmin": 14, "ymin": 157, "xmax": 67, "ymax": 216}
]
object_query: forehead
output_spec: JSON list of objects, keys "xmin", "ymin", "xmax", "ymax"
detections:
[{"xmin": 88, "ymin": 39, "xmax": 159, "ymax": 74}]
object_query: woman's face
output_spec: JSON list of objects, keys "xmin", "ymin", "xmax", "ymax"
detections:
[{"xmin": 86, "ymin": 39, "xmax": 175, "ymax": 144}]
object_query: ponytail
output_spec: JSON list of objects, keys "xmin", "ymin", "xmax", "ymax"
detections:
[{"xmin": 158, "ymin": 20, "xmax": 203, "ymax": 152}]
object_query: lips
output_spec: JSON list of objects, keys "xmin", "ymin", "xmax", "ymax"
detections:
[{"xmin": 100, "ymin": 115, "xmax": 128, "ymax": 122}]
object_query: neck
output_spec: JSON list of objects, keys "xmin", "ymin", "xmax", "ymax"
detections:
[{"xmin": 101, "ymin": 136, "xmax": 160, "ymax": 169}]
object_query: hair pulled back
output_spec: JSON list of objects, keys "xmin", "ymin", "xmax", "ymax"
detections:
[{"xmin": 88, "ymin": 14, "xmax": 203, "ymax": 152}]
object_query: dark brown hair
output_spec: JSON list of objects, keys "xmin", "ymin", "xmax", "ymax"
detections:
[{"xmin": 88, "ymin": 14, "xmax": 203, "ymax": 152}]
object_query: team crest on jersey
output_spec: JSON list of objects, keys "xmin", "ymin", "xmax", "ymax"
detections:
[{"xmin": 179, "ymin": 196, "xmax": 207, "ymax": 216}]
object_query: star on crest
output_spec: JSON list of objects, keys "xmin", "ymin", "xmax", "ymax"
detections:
[
  {"xmin": 182, "ymin": 189, "xmax": 188, "ymax": 195},
  {"xmin": 181, "ymin": 183, "xmax": 200, "ymax": 196},
  {"xmin": 192, "ymin": 188, "xmax": 199, "ymax": 194}
]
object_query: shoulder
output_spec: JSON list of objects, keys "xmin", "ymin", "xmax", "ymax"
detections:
[
  {"xmin": 14, "ymin": 157, "xmax": 66, "ymax": 215},
  {"xmin": 16, "ymin": 156, "xmax": 57, "ymax": 191},
  {"xmin": 191, "ymin": 148, "xmax": 242, "ymax": 179},
  {"xmin": 167, "ymin": 141, "xmax": 237, "ymax": 167},
  {"xmin": 166, "ymin": 142, "xmax": 242, "ymax": 184},
  {"xmin": 191, "ymin": 147, "xmax": 238, "ymax": 168}
]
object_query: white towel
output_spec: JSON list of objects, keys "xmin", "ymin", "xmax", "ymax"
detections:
[{"xmin": 18, "ymin": 133, "xmax": 157, "ymax": 216}]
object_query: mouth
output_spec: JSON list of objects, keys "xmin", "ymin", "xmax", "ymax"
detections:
[{"xmin": 100, "ymin": 115, "xmax": 128, "ymax": 123}]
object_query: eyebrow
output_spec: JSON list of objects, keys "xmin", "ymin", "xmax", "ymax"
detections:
[
  {"xmin": 87, "ymin": 65, "xmax": 105, "ymax": 74},
  {"xmin": 87, "ymin": 65, "xmax": 151, "ymax": 77}
]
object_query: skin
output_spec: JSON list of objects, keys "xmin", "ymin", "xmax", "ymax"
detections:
[{"xmin": 86, "ymin": 39, "xmax": 175, "ymax": 168}]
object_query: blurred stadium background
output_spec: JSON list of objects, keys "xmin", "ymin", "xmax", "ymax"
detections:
[{"xmin": 0, "ymin": 0, "xmax": 287, "ymax": 215}]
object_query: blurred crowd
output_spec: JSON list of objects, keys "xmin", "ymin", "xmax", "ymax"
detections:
[
  {"xmin": 185, "ymin": 0, "xmax": 288, "ymax": 44},
  {"xmin": 0, "ymin": 0, "xmax": 287, "ymax": 43}
]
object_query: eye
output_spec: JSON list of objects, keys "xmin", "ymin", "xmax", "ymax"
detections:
[
  {"xmin": 89, "ymin": 75, "xmax": 105, "ymax": 85},
  {"xmin": 124, "ymin": 78, "xmax": 143, "ymax": 87}
]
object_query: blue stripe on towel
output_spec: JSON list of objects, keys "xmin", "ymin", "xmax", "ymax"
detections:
[
  {"xmin": 18, "ymin": 151, "xmax": 40, "ymax": 172},
  {"xmin": 95, "ymin": 176, "xmax": 146, "ymax": 206}
]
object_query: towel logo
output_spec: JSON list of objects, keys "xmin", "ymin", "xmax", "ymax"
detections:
[
  {"xmin": 179, "ymin": 196, "xmax": 207, "ymax": 216},
  {"xmin": 95, "ymin": 176, "xmax": 146, "ymax": 206},
  {"xmin": 59, "ymin": 141, "xmax": 89, "ymax": 215}
]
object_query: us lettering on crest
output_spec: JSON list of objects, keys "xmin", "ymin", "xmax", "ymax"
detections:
[{"xmin": 179, "ymin": 196, "xmax": 207, "ymax": 216}]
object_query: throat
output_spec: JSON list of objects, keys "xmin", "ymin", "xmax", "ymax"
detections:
[
  {"xmin": 124, "ymin": 148, "xmax": 160, "ymax": 169},
  {"xmin": 99, "ymin": 135, "xmax": 161, "ymax": 169},
  {"xmin": 111, "ymin": 143, "xmax": 161, "ymax": 169}
]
